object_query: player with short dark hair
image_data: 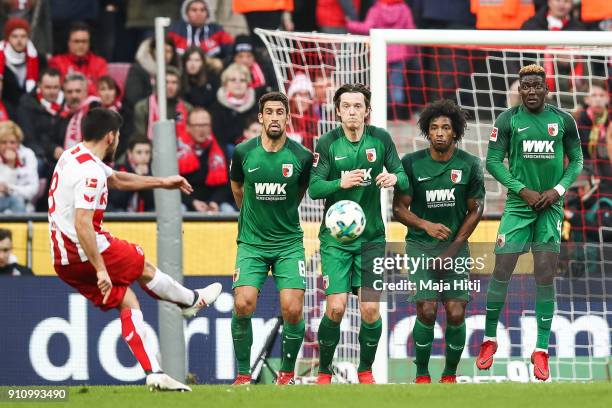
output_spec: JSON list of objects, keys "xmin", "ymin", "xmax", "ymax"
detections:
[
  {"xmin": 48, "ymin": 107, "xmax": 222, "ymax": 391},
  {"xmin": 477, "ymin": 64, "xmax": 583, "ymax": 381},
  {"xmin": 229, "ymin": 91, "xmax": 313, "ymax": 385},
  {"xmin": 310, "ymin": 83, "xmax": 408, "ymax": 384},
  {"xmin": 393, "ymin": 99, "xmax": 485, "ymax": 383}
]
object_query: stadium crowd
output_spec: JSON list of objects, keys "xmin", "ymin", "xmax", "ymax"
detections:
[{"xmin": 0, "ymin": 0, "xmax": 610, "ymax": 239}]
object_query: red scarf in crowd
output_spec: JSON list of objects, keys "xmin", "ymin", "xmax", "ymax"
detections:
[
  {"xmin": 0, "ymin": 39, "xmax": 38, "ymax": 92},
  {"xmin": 63, "ymin": 95, "xmax": 100, "ymax": 149},
  {"xmin": 544, "ymin": 13, "xmax": 575, "ymax": 92},
  {"xmin": 250, "ymin": 62, "xmax": 266, "ymax": 89},
  {"xmin": 36, "ymin": 89, "xmax": 63, "ymax": 116},
  {"xmin": 147, "ymin": 94, "xmax": 189, "ymax": 141},
  {"xmin": 177, "ymin": 132, "xmax": 228, "ymax": 186}
]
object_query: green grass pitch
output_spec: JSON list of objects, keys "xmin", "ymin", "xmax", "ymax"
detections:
[{"xmin": 11, "ymin": 383, "xmax": 611, "ymax": 408}]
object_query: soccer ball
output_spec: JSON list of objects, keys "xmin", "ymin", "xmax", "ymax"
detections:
[{"xmin": 325, "ymin": 200, "xmax": 366, "ymax": 242}]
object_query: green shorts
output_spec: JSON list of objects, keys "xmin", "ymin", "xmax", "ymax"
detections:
[
  {"xmin": 320, "ymin": 241, "xmax": 384, "ymax": 295},
  {"xmin": 233, "ymin": 243, "xmax": 306, "ymax": 291},
  {"xmin": 406, "ymin": 243, "xmax": 471, "ymax": 302},
  {"xmin": 495, "ymin": 203, "xmax": 563, "ymax": 254}
]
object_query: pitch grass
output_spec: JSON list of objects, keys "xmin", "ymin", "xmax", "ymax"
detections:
[{"xmin": 16, "ymin": 383, "xmax": 612, "ymax": 408}]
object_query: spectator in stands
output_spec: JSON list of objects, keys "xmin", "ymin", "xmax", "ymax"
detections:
[
  {"xmin": 238, "ymin": 114, "xmax": 261, "ymax": 143},
  {"xmin": 286, "ymin": 72, "xmax": 317, "ymax": 150},
  {"xmin": 49, "ymin": 21, "xmax": 108, "ymax": 95},
  {"xmin": 96, "ymin": 75, "xmax": 122, "ymax": 112},
  {"xmin": 231, "ymin": 34, "xmax": 275, "ymax": 98},
  {"xmin": 209, "ymin": 62, "xmax": 257, "ymax": 158},
  {"xmin": 0, "ymin": 17, "xmax": 42, "ymax": 117},
  {"xmin": 293, "ymin": 0, "xmax": 317, "ymax": 32},
  {"xmin": 410, "ymin": 0, "xmax": 475, "ymax": 29},
  {"xmin": 316, "ymin": 0, "xmax": 360, "ymax": 34},
  {"xmin": 232, "ymin": 0, "xmax": 294, "ymax": 48},
  {"xmin": 178, "ymin": 107, "xmax": 231, "ymax": 213},
  {"xmin": 0, "ymin": 228, "xmax": 33, "ymax": 275},
  {"xmin": 0, "ymin": 120, "xmax": 38, "ymax": 213},
  {"xmin": 182, "ymin": 46, "xmax": 221, "ymax": 109},
  {"xmin": 0, "ymin": 0, "xmax": 52, "ymax": 57},
  {"xmin": 168, "ymin": 0, "xmax": 233, "ymax": 63},
  {"xmin": 470, "ymin": 0, "xmax": 534, "ymax": 29},
  {"xmin": 58, "ymin": 72, "xmax": 100, "ymax": 151},
  {"xmin": 16, "ymin": 67, "xmax": 63, "ymax": 176},
  {"xmin": 108, "ymin": 138, "xmax": 155, "ymax": 212},
  {"xmin": 521, "ymin": 0, "xmax": 586, "ymax": 31},
  {"xmin": 133, "ymin": 66, "xmax": 192, "ymax": 142}
]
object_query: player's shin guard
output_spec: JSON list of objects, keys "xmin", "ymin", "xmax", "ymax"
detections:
[
  {"xmin": 413, "ymin": 319, "xmax": 434, "ymax": 376},
  {"xmin": 535, "ymin": 284, "xmax": 555, "ymax": 350},
  {"xmin": 317, "ymin": 315, "xmax": 341, "ymax": 374},
  {"xmin": 231, "ymin": 313, "xmax": 253, "ymax": 375},
  {"xmin": 443, "ymin": 322, "xmax": 466, "ymax": 376},
  {"xmin": 357, "ymin": 318, "xmax": 382, "ymax": 372},
  {"xmin": 484, "ymin": 277, "xmax": 510, "ymax": 338},
  {"xmin": 143, "ymin": 268, "xmax": 195, "ymax": 307},
  {"xmin": 120, "ymin": 308, "xmax": 160, "ymax": 373},
  {"xmin": 280, "ymin": 319, "xmax": 305, "ymax": 372}
]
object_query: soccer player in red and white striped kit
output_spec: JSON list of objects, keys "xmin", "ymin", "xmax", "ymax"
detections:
[{"xmin": 48, "ymin": 107, "xmax": 222, "ymax": 391}]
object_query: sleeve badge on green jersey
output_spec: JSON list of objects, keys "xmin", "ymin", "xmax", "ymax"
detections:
[
  {"xmin": 496, "ymin": 233, "xmax": 505, "ymax": 248},
  {"xmin": 489, "ymin": 127, "xmax": 498, "ymax": 142},
  {"xmin": 366, "ymin": 148, "xmax": 376, "ymax": 162},
  {"xmin": 451, "ymin": 169, "xmax": 462, "ymax": 183},
  {"xmin": 233, "ymin": 268, "xmax": 240, "ymax": 282},
  {"xmin": 282, "ymin": 163, "xmax": 293, "ymax": 177},
  {"xmin": 313, "ymin": 153, "xmax": 319, "ymax": 167},
  {"xmin": 547, "ymin": 123, "xmax": 558, "ymax": 137},
  {"xmin": 323, "ymin": 275, "xmax": 329, "ymax": 289}
]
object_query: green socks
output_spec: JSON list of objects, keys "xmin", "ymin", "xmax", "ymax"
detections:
[
  {"xmin": 484, "ymin": 277, "xmax": 510, "ymax": 338},
  {"xmin": 443, "ymin": 322, "xmax": 466, "ymax": 376},
  {"xmin": 535, "ymin": 284, "xmax": 555, "ymax": 350},
  {"xmin": 358, "ymin": 318, "xmax": 382, "ymax": 372},
  {"xmin": 281, "ymin": 319, "xmax": 305, "ymax": 372},
  {"xmin": 231, "ymin": 313, "xmax": 253, "ymax": 375},
  {"xmin": 413, "ymin": 318, "xmax": 434, "ymax": 376},
  {"xmin": 317, "ymin": 315, "xmax": 341, "ymax": 374}
]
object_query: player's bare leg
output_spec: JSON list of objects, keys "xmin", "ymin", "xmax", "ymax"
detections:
[
  {"xmin": 137, "ymin": 261, "xmax": 221, "ymax": 317},
  {"xmin": 440, "ymin": 300, "xmax": 467, "ymax": 383},
  {"xmin": 477, "ymin": 253, "xmax": 520, "ymax": 370},
  {"xmin": 413, "ymin": 300, "xmax": 437, "ymax": 383},
  {"xmin": 231, "ymin": 285, "xmax": 259, "ymax": 385},
  {"xmin": 316, "ymin": 292, "xmax": 347, "ymax": 384},
  {"xmin": 531, "ymin": 251, "xmax": 558, "ymax": 381},
  {"xmin": 118, "ymin": 288, "xmax": 191, "ymax": 391},
  {"xmin": 357, "ymin": 289, "xmax": 381, "ymax": 384},
  {"xmin": 276, "ymin": 289, "xmax": 305, "ymax": 385}
]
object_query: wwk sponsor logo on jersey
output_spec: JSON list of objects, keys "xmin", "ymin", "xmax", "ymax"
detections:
[
  {"xmin": 425, "ymin": 188, "xmax": 456, "ymax": 208},
  {"xmin": 341, "ymin": 168, "xmax": 373, "ymax": 186},
  {"xmin": 282, "ymin": 163, "xmax": 293, "ymax": 178},
  {"xmin": 254, "ymin": 183, "xmax": 287, "ymax": 201},
  {"xmin": 548, "ymin": 123, "xmax": 558, "ymax": 137},
  {"xmin": 522, "ymin": 140, "xmax": 555, "ymax": 159}
]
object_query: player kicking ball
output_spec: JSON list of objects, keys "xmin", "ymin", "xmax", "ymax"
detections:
[
  {"xmin": 477, "ymin": 64, "xmax": 583, "ymax": 381},
  {"xmin": 229, "ymin": 92, "xmax": 313, "ymax": 385},
  {"xmin": 393, "ymin": 99, "xmax": 485, "ymax": 383},
  {"xmin": 310, "ymin": 83, "xmax": 408, "ymax": 384},
  {"xmin": 48, "ymin": 108, "xmax": 222, "ymax": 391}
]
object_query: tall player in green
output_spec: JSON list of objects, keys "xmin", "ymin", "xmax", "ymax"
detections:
[
  {"xmin": 310, "ymin": 84, "xmax": 408, "ymax": 384},
  {"xmin": 393, "ymin": 99, "xmax": 485, "ymax": 383},
  {"xmin": 229, "ymin": 92, "xmax": 313, "ymax": 385},
  {"xmin": 477, "ymin": 65, "xmax": 583, "ymax": 381}
]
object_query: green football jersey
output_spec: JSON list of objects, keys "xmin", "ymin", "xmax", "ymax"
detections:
[
  {"xmin": 488, "ymin": 103, "xmax": 582, "ymax": 207},
  {"xmin": 400, "ymin": 148, "xmax": 485, "ymax": 244},
  {"xmin": 230, "ymin": 136, "xmax": 313, "ymax": 250},
  {"xmin": 309, "ymin": 125, "xmax": 408, "ymax": 248}
]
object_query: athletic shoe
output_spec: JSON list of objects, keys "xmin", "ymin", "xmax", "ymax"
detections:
[
  {"xmin": 439, "ymin": 375, "xmax": 457, "ymax": 383},
  {"xmin": 146, "ymin": 372, "xmax": 192, "ymax": 392},
  {"xmin": 476, "ymin": 340, "xmax": 498, "ymax": 370},
  {"xmin": 232, "ymin": 374, "xmax": 252, "ymax": 385},
  {"xmin": 415, "ymin": 375, "xmax": 431, "ymax": 384},
  {"xmin": 181, "ymin": 282, "xmax": 222, "ymax": 318},
  {"xmin": 275, "ymin": 371, "xmax": 295, "ymax": 385},
  {"xmin": 357, "ymin": 370, "xmax": 376, "ymax": 384},
  {"xmin": 531, "ymin": 351, "xmax": 549, "ymax": 381},
  {"xmin": 316, "ymin": 373, "xmax": 332, "ymax": 384}
]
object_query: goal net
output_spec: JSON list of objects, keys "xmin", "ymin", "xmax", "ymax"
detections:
[{"xmin": 256, "ymin": 28, "xmax": 612, "ymax": 383}]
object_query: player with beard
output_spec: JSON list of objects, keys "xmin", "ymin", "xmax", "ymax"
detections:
[
  {"xmin": 393, "ymin": 99, "xmax": 485, "ymax": 383},
  {"xmin": 48, "ymin": 108, "xmax": 222, "ymax": 391},
  {"xmin": 229, "ymin": 92, "xmax": 313, "ymax": 385}
]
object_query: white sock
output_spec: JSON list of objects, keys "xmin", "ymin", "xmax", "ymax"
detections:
[
  {"xmin": 483, "ymin": 336, "xmax": 497, "ymax": 343},
  {"xmin": 146, "ymin": 268, "xmax": 195, "ymax": 307},
  {"xmin": 535, "ymin": 347, "xmax": 548, "ymax": 354}
]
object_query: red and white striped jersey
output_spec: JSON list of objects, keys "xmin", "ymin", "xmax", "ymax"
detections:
[{"xmin": 48, "ymin": 143, "xmax": 114, "ymax": 266}]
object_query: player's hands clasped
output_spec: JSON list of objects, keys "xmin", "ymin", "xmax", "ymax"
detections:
[
  {"xmin": 519, "ymin": 188, "xmax": 541, "ymax": 208},
  {"xmin": 162, "ymin": 175, "xmax": 194, "ymax": 194},
  {"xmin": 376, "ymin": 172, "xmax": 397, "ymax": 188},
  {"xmin": 533, "ymin": 189, "xmax": 560, "ymax": 211},
  {"xmin": 96, "ymin": 269, "xmax": 112, "ymax": 304},
  {"xmin": 340, "ymin": 169, "xmax": 364, "ymax": 189},
  {"xmin": 423, "ymin": 221, "xmax": 451, "ymax": 240}
]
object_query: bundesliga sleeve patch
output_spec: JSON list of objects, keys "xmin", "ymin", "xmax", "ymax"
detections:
[
  {"xmin": 313, "ymin": 153, "xmax": 320, "ymax": 167},
  {"xmin": 85, "ymin": 178, "xmax": 98, "ymax": 188},
  {"xmin": 489, "ymin": 127, "xmax": 498, "ymax": 142}
]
